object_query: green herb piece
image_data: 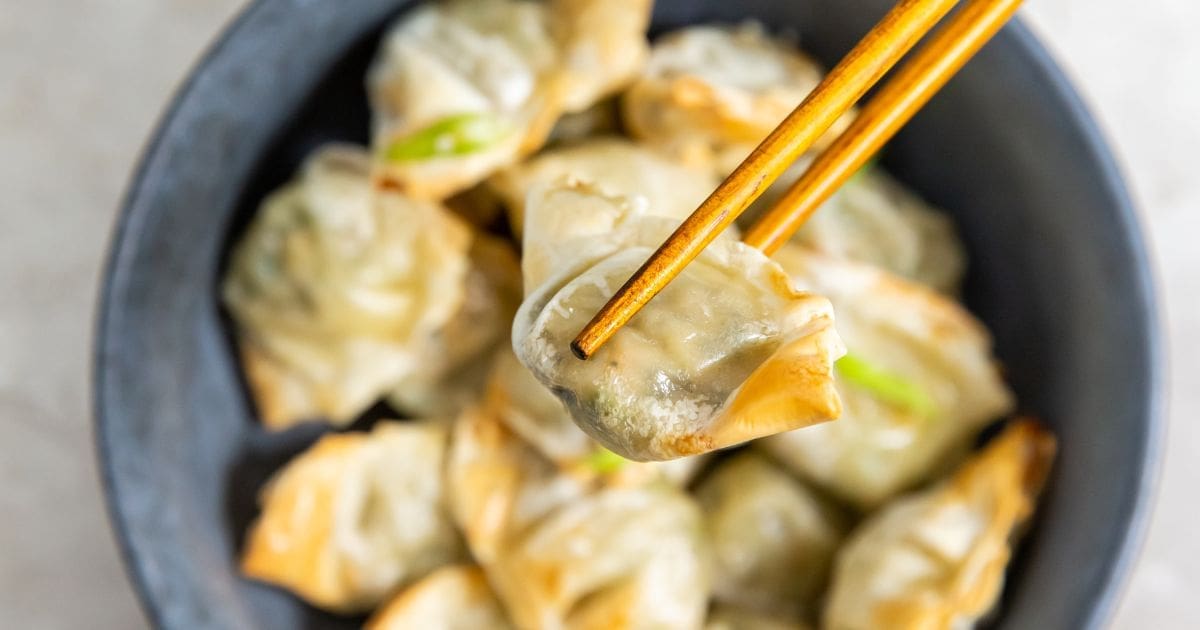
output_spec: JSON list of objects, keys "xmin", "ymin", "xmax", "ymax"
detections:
[
  {"xmin": 836, "ymin": 352, "xmax": 936, "ymax": 418},
  {"xmin": 585, "ymin": 447, "xmax": 628, "ymax": 475},
  {"xmin": 384, "ymin": 112, "xmax": 512, "ymax": 162}
]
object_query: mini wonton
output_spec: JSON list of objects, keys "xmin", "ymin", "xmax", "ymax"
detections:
[
  {"xmin": 824, "ymin": 420, "xmax": 1056, "ymax": 630},
  {"xmin": 489, "ymin": 137, "xmax": 720, "ymax": 238},
  {"xmin": 491, "ymin": 485, "xmax": 711, "ymax": 630},
  {"xmin": 744, "ymin": 161, "xmax": 966, "ymax": 294},
  {"xmin": 622, "ymin": 23, "xmax": 853, "ymax": 173},
  {"xmin": 222, "ymin": 145, "xmax": 472, "ymax": 428},
  {"xmin": 514, "ymin": 179, "xmax": 845, "ymax": 461},
  {"xmin": 695, "ymin": 452, "xmax": 847, "ymax": 622},
  {"xmin": 389, "ymin": 234, "xmax": 522, "ymax": 416},
  {"xmin": 763, "ymin": 247, "xmax": 1014, "ymax": 508},
  {"xmin": 365, "ymin": 565, "xmax": 513, "ymax": 630},
  {"xmin": 241, "ymin": 422, "xmax": 461, "ymax": 613},
  {"xmin": 368, "ymin": 0, "xmax": 651, "ymax": 199}
]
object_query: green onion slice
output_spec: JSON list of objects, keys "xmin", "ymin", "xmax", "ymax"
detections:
[
  {"xmin": 836, "ymin": 352, "xmax": 936, "ymax": 418},
  {"xmin": 384, "ymin": 112, "xmax": 512, "ymax": 162},
  {"xmin": 584, "ymin": 447, "xmax": 628, "ymax": 474}
]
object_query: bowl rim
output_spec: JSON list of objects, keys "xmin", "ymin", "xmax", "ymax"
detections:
[{"xmin": 92, "ymin": 2, "xmax": 1166, "ymax": 628}]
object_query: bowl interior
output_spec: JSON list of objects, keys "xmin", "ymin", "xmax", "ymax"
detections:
[{"xmin": 95, "ymin": 1, "xmax": 1161, "ymax": 628}]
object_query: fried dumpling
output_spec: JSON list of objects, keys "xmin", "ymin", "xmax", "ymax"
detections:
[
  {"xmin": 241, "ymin": 422, "xmax": 462, "ymax": 613},
  {"xmin": 447, "ymin": 402, "xmax": 592, "ymax": 565},
  {"xmin": 222, "ymin": 145, "xmax": 472, "ymax": 428},
  {"xmin": 514, "ymin": 179, "xmax": 844, "ymax": 461},
  {"xmin": 388, "ymin": 234, "xmax": 522, "ymax": 416},
  {"xmin": 745, "ymin": 161, "xmax": 966, "ymax": 294},
  {"xmin": 622, "ymin": 23, "xmax": 852, "ymax": 173},
  {"xmin": 365, "ymin": 565, "xmax": 513, "ymax": 630},
  {"xmin": 763, "ymin": 247, "xmax": 1014, "ymax": 508},
  {"xmin": 447, "ymin": 379, "xmax": 707, "ymax": 568},
  {"xmin": 368, "ymin": 0, "xmax": 651, "ymax": 200},
  {"xmin": 548, "ymin": 0, "xmax": 653, "ymax": 112},
  {"xmin": 492, "ymin": 485, "xmax": 711, "ymax": 630},
  {"xmin": 484, "ymin": 347, "xmax": 597, "ymax": 464},
  {"xmin": 823, "ymin": 420, "xmax": 1056, "ymax": 630},
  {"xmin": 695, "ymin": 452, "xmax": 848, "ymax": 622},
  {"xmin": 489, "ymin": 137, "xmax": 720, "ymax": 238}
]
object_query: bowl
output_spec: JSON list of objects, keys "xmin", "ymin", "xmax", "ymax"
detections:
[{"xmin": 93, "ymin": 0, "xmax": 1164, "ymax": 628}]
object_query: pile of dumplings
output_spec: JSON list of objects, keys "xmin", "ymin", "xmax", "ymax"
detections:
[{"xmin": 223, "ymin": 1, "xmax": 1056, "ymax": 628}]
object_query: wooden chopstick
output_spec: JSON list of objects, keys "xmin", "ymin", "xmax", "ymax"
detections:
[
  {"xmin": 743, "ymin": 0, "xmax": 1024, "ymax": 254},
  {"xmin": 570, "ymin": 0, "xmax": 960, "ymax": 360}
]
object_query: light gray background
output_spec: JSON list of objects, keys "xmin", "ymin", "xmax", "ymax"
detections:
[{"xmin": 1, "ymin": 0, "xmax": 1195, "ymax": 627}]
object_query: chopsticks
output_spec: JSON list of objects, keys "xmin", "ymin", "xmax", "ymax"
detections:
[
  {"xmin": 743, "ymin": 0, "xmax": 1023, "ymax": 254},
  {"xmin": 570, "ymin": 0, "xmax": 959, "ymax": 360},
  {"xmin": 572, "ymin": 0, "xmax": 1020, "ymax": 360}
]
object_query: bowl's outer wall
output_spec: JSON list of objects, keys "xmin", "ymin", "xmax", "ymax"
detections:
[{"xmin": 95, "ymin": 1, "xmax": 1161, "ymax": 629}]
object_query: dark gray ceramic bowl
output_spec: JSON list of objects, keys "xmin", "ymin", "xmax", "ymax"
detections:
[{"xmin": 94, "ymin": 0, "xmax": 1163, "ymax": 628}]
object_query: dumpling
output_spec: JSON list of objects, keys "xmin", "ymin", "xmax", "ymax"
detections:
[
  {"xmin": 622, "ymin": 23, "xmax": 853, "ymax": 173},
  {"xmin": 489, "ymin": 137, "xmax": 720, "ymax": 238},
  {"xmin": 744, "ymin": 161, "xmax": 967, "ymax": 294},
  {"xmin": 368, "ymin": 0, "xmax": 651, "ymax": 199},
  {"xmin": 491, "ymin": 485, "xmax": 711, "ymax": 629},
  {"xmin": 447, "ymin": 379, "xmax": 707, "ymax": 567},
  {"xmin": 365, "ymin": 565, "xmax": 513, "ymax": 630},
  {"xmin": 388, "ymin": 234, "xmax": 522, "ymax": 416},
  {"xmin": 514, "ymin": 179, "xmax": 845, "ymax": 461},
  {"xmin": 485, "ymin": 348, "xmax": 710, "ymax": 481},
  {"xmin": 695, "ymin": 452, "xmax": 847, "ymax": 622},
  {"xmin": 447, "ymin": 401, "xmax": 592, "ymax": 565},
  {"xmin": 240, "ymin": 422, "xmax": 462, "ymax": 613},
  {"xmin": 484, "ymin": 347, "xmax": 598, "ymax": 464},
  {"xmin": 705, "ymin": 606, "xmax": 814, "ymax": 630},
  {"xmin": 222, "ymin": 145, "xmax": 472, "ymax": 428},
  {"xmin": 762, "ymin": 246, "xmax": 1014, "ymax": 508},
  {"xmin": 547, "ymin": 0, "xmax": 653, "ymax": 112},
  {"xmin": 367, "ymin": 0, "xmax": 561, "ymax": 200},
  {"xmin": 823, "ymin": 420, "xmax": 1056, "ymax": 630}
]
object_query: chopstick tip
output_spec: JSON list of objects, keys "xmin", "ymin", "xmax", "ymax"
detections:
[{"xmin": 570, "ymin": 337, "xmax": 592, "ymax": 361}]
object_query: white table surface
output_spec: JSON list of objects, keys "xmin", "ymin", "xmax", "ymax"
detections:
[{"xmin": 1, "ymin": 0, "xmax": 1196, "ymax": 627}]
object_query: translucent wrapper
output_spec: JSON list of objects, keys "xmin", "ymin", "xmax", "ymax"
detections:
[
  {"xmin": 365, "ymin": 565, "xmax": 513, "ymax": 630},
  {"xmin": 240, "ymin": 422, "xmax": 462, "ymax": 613},
  {"xmin": 222, "ymin": 145, "xmax": 471, "ymax": 428},
  {"xmin": 696, "ymin": 452, "xmax": 848, "ymax": 622},
  {"xmin": 622, "ymin": 23, "xmax": 854, "ymax": 172},
  {"xmin": 824, "ymin": 420, "xmax": 1056, "ymax": 630},
  {"xmin": 368, "ymin": 0, "xmax": 651, "ymax": 199},
  {"xmin": 762, "ymin": 247, "xmax": 1014, "ymax": 508},
  {"xmin": 515, "ymin": 180, "xmax": 844, "ymax": 461}
]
